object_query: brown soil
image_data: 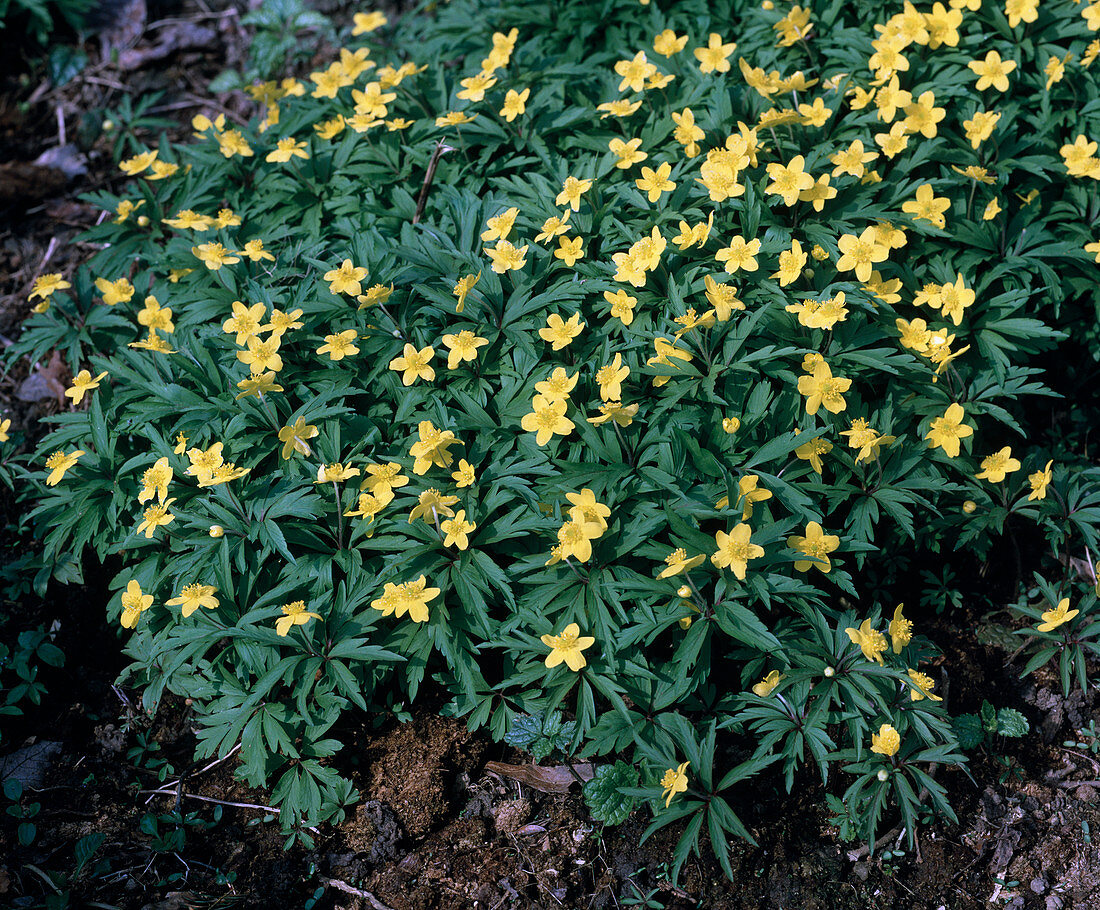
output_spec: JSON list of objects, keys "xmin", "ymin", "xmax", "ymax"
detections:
[{"xmin": 3, "ymin": 4, "xmax": 1100, "ymax": 910}]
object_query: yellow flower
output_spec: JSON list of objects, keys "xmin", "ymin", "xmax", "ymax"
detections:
[
  {"xmin": 29, "ymin": 273, "xmax": 71, "ymax": 300},
  {"xmin": 235, "ymin": 372, "xmax": 284, "ymax": 399},
  {"xmin": 1027, "ymin": 460, "xmax": 1054, "ymax": 501},
  {"xmin": 137, "ymin": 456, "xmax": 173, "ymax": 504},
  {"xmin": 840, "ymin": 417, "xmax": 894, "ymax": 463},
  {"xmin": 389, "ymin": 344, "xmax": 436, "ymax": 385},
  {"xmin": 609, "ymin": 137, "xmax": 647, "ymax": 169},
  {"xmin": 408, "ymin": 489, "xmax": 459, "ymax": 524},
  {"xmin": 371, "ymin": 576, "xmax": 440, "ymax": 624},
  {"xmin": 1038, "ymin": 598, "xmax": 1079, "ymax": 633},
  {"xmin": 587, "ymin": 401, "xmax": 638, "ymax": 427},
  {"xmin": 136, "ymin": 498, "xmax": 176, "ymax": 538},
  {"xmin": 734, "ymin": 475, "xmax": 772, "ymax": 521},
  {"xmin": 635, "ymin": 162, "xmax": 676, "ymax": 203},
  {"xmin": 975, "ymin": 446, "xmax": 1021, "ymax": 483},
  {"xmin": 276, "ymin": 600, "xmax": 322, "ymax": 637},
  {"xmin": 653, "ymin": 28, "xmax": 688, "ymax": 57},
  {"xmin": 615, "ymin": 50, "xmax": 657, "ymax": 92},
  {"xmin": 795, "ymin": 436, "xmax": 832, "ymax": 474},
  {"xmin": 453, "ymin": 271, "xmax": 481, "ymax": 313},
  {"xmin": 765, "ymin": 155, "xmax": 814, "ymax": 206},
  {"xmin": 521, "ymin": 395, "xmax": 574, "ymax": 445},
  {"xmin": 191, "ymin": 242, "xmax": 240, "ymax": 270},
  {"xmin": 267, "ymin": 308, "xmax": 304, "ymax": 338},
  {"xmin": 751, "ymin": 669, "xmax": 785, "ymax": 697},
  {"xmin": 694, "ymin": 32, "xmax": 736, "ymax": 74},
  {"xmin": 315, "ymin": 463, "xmax": 361, "ymax": 484},
  {"xmin": 539, "ymin": 312, "xmax": 584, "ymax": 350},
  {"xmin": 94, "ymin": 277, "xmax": 135, "ymax": 306},
  {"xmin": 845, "ymin": 619, "xmax": 887, "ymax": 664},
  {"xmin": 277, "ymin": 417, "xmax": 319, "ymax": 460},
  {"xmin": 457, "ymin": 72, "xmax": 497, "ymax": 102},
  {"xmin": 64, "ymin": 369, "xmax": 107, "ymax": 405},
  {"xmin": 486, "ymin": 240, "xmax": 528, "ymax": 274},
  {"xmin": 499, "ymin": 88, "xmax": 530, "ymax": 122},
  {"xmin": 237, "ymin": 334, "xmax": 283, "ymax": 374},
  {"xmin": 595, "ymin": 353, "xmax": 629, "ymax": 401},
  {"xmin": 963, "ymin": 110, "xmax": 1001, "ymax": 149},
  {"xmin": 441, "ymin": 510, "xmax": 476, "ymax": 550},
  {"xmin": 711, "ymin": 524, "xmax": 764, "ymax": 580},
  {"xmin": 409, "ymin": 421, "xmax": 463, "ymax": 475},
  {"xmin": 703, "ymin": 275, "xmax": 744, "ymax": 321},
  {"xmin": 451, "ymin": 459, "xmax": 476, "ymax": 488},
  {"xmin": 324, "ymin": 259, "xmax": 368, "ymax": 296},
  {"xmin": 715, "ymin": 235, "xmax": 760, "ymax": 273},
  {"xmin": 45, "ymin": 449, "xmax": 84, "ymax": 486},
  {"xmin": 137, "ymin": 296, "xmax": 174, "ymax": 333},
  {"xmin": 317, "ymin": 329, "xmax": 360, "ymax": 361},
  {"xmin": 835, "ymin": 228, "xmax": 888, "ymax": 282},
  {"xmin": 924, "ymin": 403, "xmax": 973, "ymax": 458},
  {"xmin": 555, "ymin": 176, "xmax": 593, "ymax": 212},
  {"xmin": 166, "ymin": 584, "xmax": 219, "ymax": 618},
  {"xmin": 554, "ymin": 235, "xmax": 584, "ymax": 266},
  {"xmin": 362, "ymin": 461, "xmax": 411, "ymax": 498},
  {"xmin": 442, "ymin": 330, "xmax": 489, "ymax": 369},
  {"xmin": 797, "ymin": 360, "xmax": 852, "ymax": 415},
  {"xmin": 888, "ymin": 604, "xmax": 912, "ymax": 653},
  {"xmin": 540, "ymin": 622, "xmax": 595, "ymax": 671},
  {"xmin": 351, "ymin": 11, "xmax": 386, "ymax": 35},
  {"xmin": 240, "ymin": 239, "xmax": 275, "ymax": 262},
  {"xmin": 265, "ymin": 137, "xmax": 309, "ymax": 163},
  {"xmin": 901, "ymin": 183, "xmax": 950, "ymax": 229},
  {"xmin": 787, "ymin": 521, "xmax": 840, "ymax": 573},
  {"xmin": 119, "ymin": 150, "xmax": 158, "ymax": 175},
  {"xmin": 120, "ymin": 579, "xmax": 154, "ymax": 628},
  {"xmin": 435, "ymin": 111, "xmax": 478, "ymax": 127},
  {"xmin": 870, "ymin": 724, "xmax": 901, "ymax": 757},
  {"xmin": 604, "ymin": 289, "xmax": 637, "ymax": 326},
  {"xmin": 534, "ymin": 367, "xmax": 579, "ymax": 402},
  {"xmin": 906, "ymin": 669, "xmax": 942, "ymax": 702},
  {"xmin": 0, "ymin": 418, "xmax": 11, "ymax": 444},
  {"xmin": 658, "ymin": 548, "xmax": 706, "ymax": 579},
  {"xmin": 660, "ymin": 761, "xmax": 690, "ymax": 807},
  {"xmin": 481, "ymin": 208, "xmax": 519, "ymax": 243},
  {"xmin": 968, "ymin": 50, "xmax": 1017, "ymax": 92}
]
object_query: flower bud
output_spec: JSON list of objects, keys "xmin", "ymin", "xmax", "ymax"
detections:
[
  {"xmin": 677, "ymin": 584, "xmax": 692, "ymax": 598},
  {"xmin": 102, "ymin": 119, "xmax": 115, "ymax": 131},
  {"xmin": 963, "ymin": 500, "xmax": 977, "ymax": 514},
  {"xmin": 722, "ymin": 417, "xmax": 740, "ymax": 434},
  {"xmin": 824, "ymin": 666, "xmax": 835, "ymax": 677},
  {"xmin": 678, "ymin": 616, "xmax": 692, "ymax": 629},
  {"xmin": 803, "ymin": 268, "xmax": 814, "ymax": 279},
  {"xmin": 877, "ymin": 768, "xmax": 890, "ymax": 782},
  {"xmin": 137, "ymin": 215, "xmax": 150, "ymax": 227},
  {"xmin": 762, "ymin": 0, "xmax": 774, "ymax": 7},
  {"xmin": 209, "ymin": 524, "xmax": 224, "ymax": 538}
]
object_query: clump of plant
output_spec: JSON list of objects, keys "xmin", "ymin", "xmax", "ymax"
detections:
[{"xmin": 7, "ymin": 0, "xmax": 1100, "ymax": 871}]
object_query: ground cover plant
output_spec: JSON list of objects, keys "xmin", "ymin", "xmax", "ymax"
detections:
[{"xmin": 5, "ymin": 0, "xmax": 1100, "ymax": 881}]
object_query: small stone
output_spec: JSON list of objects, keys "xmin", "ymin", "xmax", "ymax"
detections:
[
  {"xmin": 1045, "ymin": 896, "xmax": 1064, "ymax": 910},
  {"xmin": 1030, "ymin": 877, "xmax": 1047, "ymax": 894}
]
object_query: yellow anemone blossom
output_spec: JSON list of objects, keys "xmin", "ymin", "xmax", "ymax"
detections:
[
  {"xmin": 540, "ymin": 622, "xmax": 595, "ymax": 671},
  {"xmin": 845, "ymin": 619, "xmax": 888, "ymax": 664},
  {"xmin": 276, "ymin": 600, "xmax": 322, "ymax": 637},
  {"xmin": 871, "ymin": 723, "xmax": 901, "ymax": 757},
  {"xmin": 1038, "ymin": 598, "xmax": 1078, "ymax": 632},
  {"xmin": 752, "ymin": 670, "xmax": 785, "ymax": 697},
  {"xmin": 660, "ymin": 761, "xmax": 690, "ymax": 807}
]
